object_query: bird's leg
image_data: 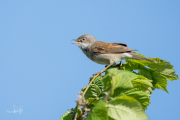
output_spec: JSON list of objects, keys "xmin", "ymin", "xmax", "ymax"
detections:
[
  {"xmin": 93, "ymin": 62, "xmax": 114, "ymax": 76},
  {"xmin": 115, "ymin": 61, "xmax": 123, "ymax": 69}
]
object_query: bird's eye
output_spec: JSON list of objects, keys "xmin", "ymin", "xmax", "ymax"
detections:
[{"xmin": 78, "ymin": 38, "xmax": 85, "ymax": 42}]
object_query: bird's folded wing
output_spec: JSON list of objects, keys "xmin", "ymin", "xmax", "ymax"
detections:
[{"xmin": 91, "ymin": 41, "xmax": 137, "ymax": 53}]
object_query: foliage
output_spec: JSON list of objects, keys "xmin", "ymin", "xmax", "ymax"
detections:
[{"xmin": 60, "ymin": 53, "xmax": 178, "ymax": 120}]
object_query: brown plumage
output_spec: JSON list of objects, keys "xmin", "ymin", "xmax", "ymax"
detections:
[
  {"xmin": 73, "ymin": 34, "xmax": 157, "ymax": 75},
  {"xmin": 90, "ymin": 41, "xmax": 137, "ymax": 54}
]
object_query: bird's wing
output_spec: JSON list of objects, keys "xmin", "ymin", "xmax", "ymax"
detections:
[
  {"xmin": 91, "ymin": 41, "xmax": 137, "ymax": 54},
  {"xmin": 111, "ymin": 43, "xmax": 128, "ymax": 47}
]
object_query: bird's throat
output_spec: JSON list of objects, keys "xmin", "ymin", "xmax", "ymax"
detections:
[{"xmin": 77, "ymin": 43, "xmax": 90, "ymax": 50}]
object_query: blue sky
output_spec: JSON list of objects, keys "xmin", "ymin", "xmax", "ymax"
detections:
[{"xmin": 0, "ymin": 0, "xmax": 180, "ymax": 120}]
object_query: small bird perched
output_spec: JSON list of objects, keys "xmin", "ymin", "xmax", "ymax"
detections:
[{"xmin": 73, "ymin": 34, "xmax": 156, "ymax": 75}]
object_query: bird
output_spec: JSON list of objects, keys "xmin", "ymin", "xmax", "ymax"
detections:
[{"xmin": 72, "ymin": 34, "xmax": 157, "ymax": 75}]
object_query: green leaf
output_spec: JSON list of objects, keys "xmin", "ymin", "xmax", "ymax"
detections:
[
  {"xmin": 140, "ymin": 58, "xmax": 179, "ymax": 81},
  {"xmin": 86, "ymin": 100, "xmax": 108, "ymax": 120},
  {"xmin": 126, "ymin": 54, "xmax": 179, "ymax": 81},
  {"xmin": 138, "ymin": 68, "xmax": 152, "ymax": 80},
  {"xmin": 105, "ymin": 68, "xmax": 118, "ymax": 75},
  {"xmin": 60, "ymin": 110, "xmax": 73, "ymax": 120},
  {"xmin": 111, "ymin": 70, "xmax": 137, "ymax": 96},
  {"xmin": 132, "ymin": 75, "xmax": 153, "ymax": 88},
  {"xmin": 123, "ymin": 89, "xmax": 150, "ymax": 110},
  {"xmin": 152, "ymin": 71, "xmax": 168, "ymax": 93},
  {"xmin": 113, "ymin": 70, "xmax": 137, "ymax": 90},
  {"xmin": 87, "ymin": 98, "xmax": 99, "ymax": 107},
  {"xmin": 124, "ymin": 53, "xmax": 179, "ymax": 93},
  {"xmin": 132, "ymin": 78, "xmax": 153, "ymax": 94},
  {"xmin": 92, "ymin": 76, "xmax": 103, "ymax": 90},
  {"xmin": 102, "ymin": 74, "xmax": 112, "ymax": 91},
  {"xmin": 82, "ymin": 84, "xmax": 101, "ymax": 99},
  {"xmin": 109, "ymin": 117, "xmax": 115, "ymax": 120},
  {"xmin": 106, "ymin": 96, "xmax": 148, "ymax": 120},
  {"xmin": 133, "ymin": 79, "xmax": 153, "ymax": 87},
  {"xmin": 103, "ymin": 69, "xmax": 139, "ymax": 97},
  {"xmin": 122, "ymin": 65, "xmax": 133, "ymax": 72}
]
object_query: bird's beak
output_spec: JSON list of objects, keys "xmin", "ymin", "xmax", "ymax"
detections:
[{"xmin": 71, "ymin": 39, "xmax": 80, "ymax": 44}]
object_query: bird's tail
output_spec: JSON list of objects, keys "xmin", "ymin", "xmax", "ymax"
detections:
[{"xmin": 129, "ymin": 53, "xmax": 157, "ymax": 63}]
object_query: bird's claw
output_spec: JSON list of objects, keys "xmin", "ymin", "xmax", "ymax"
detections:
[{"xmin": 115, "ymin": 63, "xmax": 123, "ymax": 69}]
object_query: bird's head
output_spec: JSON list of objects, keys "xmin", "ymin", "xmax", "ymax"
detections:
[{"xmin": 72, "ymin": 34, "xmax": 97, "ymax": 49}]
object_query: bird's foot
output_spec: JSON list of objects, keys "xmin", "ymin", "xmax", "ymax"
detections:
[{"xmin": 115, "ymin": 62, "xmax": 123, "ymax": 69}]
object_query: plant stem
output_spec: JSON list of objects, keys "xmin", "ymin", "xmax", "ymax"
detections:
[
  {"xmin": 75, "ymin": 74, "xmax": 100, "ymax": 119},
  {"xmin": 88, "ymin": 89, "xmax": 105, "ymax": 106},
  {"xmin": 103, "ymin": 86, "xmax": 112, "ymax": 102},
  {"xmin": 82, "ymin": 74, "xmax": 100, "ymax": 98},
  {"xmin": 74, "ymin": 105, "xmax": 79, "ymax": 120}
]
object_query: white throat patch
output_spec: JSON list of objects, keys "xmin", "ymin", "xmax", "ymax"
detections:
[{"xmin": 77, "ymin": 43, "xmax": 90, "ymax": 50}]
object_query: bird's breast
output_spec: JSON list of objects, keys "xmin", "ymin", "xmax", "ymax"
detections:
[
  {"xmin": 81, "ymin": 49, "xmax": 131, "ymax": 65},
  {"xmin": 91, "ymin": 54, "xmax": 126, "ymax": 65}
]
